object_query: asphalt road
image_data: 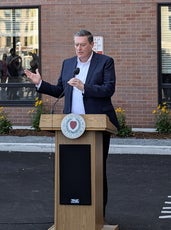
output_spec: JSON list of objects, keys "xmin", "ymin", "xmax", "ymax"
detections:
[
  {"xmin": 106, "ymin": 154, "xmax": 171, "ymax": 230},
  {"xmin": 0, "ymin": 151, "xmax": 54, "ymax": 230},
  {"xmin": 1, "ymin": 151, "xmax": 171, "ymax": 230}
]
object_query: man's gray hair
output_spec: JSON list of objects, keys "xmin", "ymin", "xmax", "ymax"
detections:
[{"xmin": 74, "ymin": 29, "xmax": 93, "ymax": 43}]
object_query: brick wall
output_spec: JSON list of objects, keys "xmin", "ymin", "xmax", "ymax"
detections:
[{"xmin": 0, "ymin": 0, "xmax": 164, "ymax": 127}]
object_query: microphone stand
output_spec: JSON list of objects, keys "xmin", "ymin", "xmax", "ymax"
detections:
[{"xmin": 51, "ymin": 91, "xmax": 64, "ymax": 114}]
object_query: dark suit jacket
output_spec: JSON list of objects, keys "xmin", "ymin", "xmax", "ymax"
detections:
[{"xmin": 38, "ymin": 51, "xmax": 119, "ymax": 129}]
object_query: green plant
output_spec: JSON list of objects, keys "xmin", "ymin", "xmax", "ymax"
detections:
[
  {"xmin": 116, "ymin": 107, "xmax": 133, "ymax": 137},
  {"xmin": 0, "ymin": 107, "xmax": 12, "ymax": 134},
  {"xmin": 29, "ymin": 97, "xmax": 48, "ymax": 131},
  {"xmin": 152, "ymin": 102, "xmax": 171, "ymax": 134}
]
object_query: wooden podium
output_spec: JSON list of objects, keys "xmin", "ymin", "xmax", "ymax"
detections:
[{"xmin": 39, "ymin": 114, "xmax": 119, "ymax": 230}]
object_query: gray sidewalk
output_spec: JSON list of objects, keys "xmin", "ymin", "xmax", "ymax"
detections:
[{"xmin": 0, "ymin": 135, "xmax": 171, "ymax": 155}]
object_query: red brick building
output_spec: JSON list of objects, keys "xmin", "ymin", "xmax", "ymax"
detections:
[{"xmin": 0, "ymin": 0, "xmax": 170, "ymax": 128}]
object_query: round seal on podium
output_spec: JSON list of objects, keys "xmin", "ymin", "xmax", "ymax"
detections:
[{"xmin": 61, "ymin": 114, "xmax": 86, "ymax": 139}]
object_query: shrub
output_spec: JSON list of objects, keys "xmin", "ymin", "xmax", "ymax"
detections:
[
  {"xmin": 116, "ymin": 107, "xmax": 133, "ymax": 137},
  {"xmin": 152, "ymin": 102, "xmax": 171, "ymax": 134},
  {"xmin": 0, "ymin": 107, "xmax": 12, "ymax": 134},
  {"xmin": 28, "ymin": 97, "xmax": 48, "ymax": 131}
]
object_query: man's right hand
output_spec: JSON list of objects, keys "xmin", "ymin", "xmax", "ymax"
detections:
[{"xmin": 24, "ymin": 68, "xmax": 42, "ymax": 85}]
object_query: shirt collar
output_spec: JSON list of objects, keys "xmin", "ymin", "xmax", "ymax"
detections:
[{"xmin": 77, "ymin": 51, "xmax": 93, "ymax": 64}]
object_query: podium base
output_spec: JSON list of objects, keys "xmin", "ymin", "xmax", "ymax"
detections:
[{"xmin": 48, "ymin": 224, "xmax": 119, "ymax": 230}]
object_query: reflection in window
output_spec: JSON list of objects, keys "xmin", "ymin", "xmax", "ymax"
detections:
[
  {"xmin": 159, "ymin": 4, "xmax": 171, "ymax": 106},
  {"xmin": 0, "ymin": 7, "xmax": 39, "ymax": 105}
]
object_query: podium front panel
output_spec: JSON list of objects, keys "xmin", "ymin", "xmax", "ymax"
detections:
[
  {"xmin": 55, "ymin": 130, "xmax": 104, "ymax": 230},
  {"xmin": 59, "ymin": 144, "xmax": 91, "ymax": 205}
]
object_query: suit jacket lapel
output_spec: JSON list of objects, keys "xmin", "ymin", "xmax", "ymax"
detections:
[
  {"xmin": 70, "ymin": 57, "xmax": 78, "ymax": 78},
  {"xmin": 65, "ymin": 57, "xmax": 77, "ymax": 113},
  {"xmin": 85, "ymin": 52, "xmax": 98, "ymax": 83},
  {"xmin": 67, "ymin": 56, "xmax": 77, "ymax": 92}
]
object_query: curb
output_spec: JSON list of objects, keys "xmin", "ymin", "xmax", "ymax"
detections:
[
  {"xmin": 0, "ymin": 142, "xmax": 171, "ymax": 155},
  {"xmin": 109, "ymin": 144, "xmax": 171, "ymax": 155},
  {"xmin": 0, "ymin": 143, "xmax": 55, "ymax": 153}
]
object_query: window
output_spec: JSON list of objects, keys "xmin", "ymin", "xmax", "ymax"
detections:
[
  {"xmin": 0, "ymin": 7, "xmax": 40, "ymax": 106},
  {"xmin": 158, "ymin": 4, "xmax": 171, "ymax": 107}
]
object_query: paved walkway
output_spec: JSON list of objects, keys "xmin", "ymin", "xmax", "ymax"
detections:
[{"xmin": 0, "ymin": 135, "xmax": 171, "ymax": 154}]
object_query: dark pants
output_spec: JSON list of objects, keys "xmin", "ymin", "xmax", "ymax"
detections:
[{"xmin": 103, "ymin": 131, "xmax": 111, "ymax": 217}]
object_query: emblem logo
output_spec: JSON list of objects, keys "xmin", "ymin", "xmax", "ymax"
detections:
[{"xmin": 61, "ymin": 114, "xmax": 86, "ymax": 139}]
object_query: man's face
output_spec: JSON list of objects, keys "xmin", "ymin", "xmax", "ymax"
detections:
[{"xmin": 74, "ymin": 36, "xmax": 94, "ymax": 62}]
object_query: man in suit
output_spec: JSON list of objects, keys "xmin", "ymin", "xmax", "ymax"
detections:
[{"xmin": 25, "ymin": 29, "xmax": 119, "ymax": 219}]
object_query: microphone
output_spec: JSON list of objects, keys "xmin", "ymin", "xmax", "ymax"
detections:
[
  {"xmin": 73, "ymin": 67, "xmax": 80, "ymax": 76},
  {"xmin": 51, "ymin": 67, "xmax": 80, "ymax": 114}
]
